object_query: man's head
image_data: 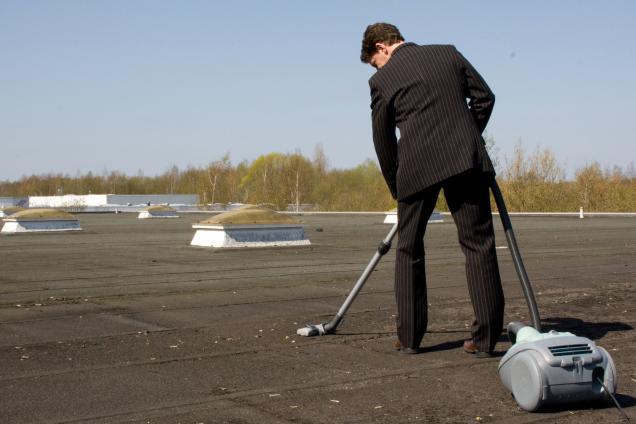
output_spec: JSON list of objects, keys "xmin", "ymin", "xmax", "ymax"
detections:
[{"xmin": 360, "ymin": 23, "xmax": 405, "ymax": 69}]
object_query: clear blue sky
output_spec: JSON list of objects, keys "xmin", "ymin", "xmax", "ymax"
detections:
[{"xmin": 1, "ymin": 1, "xmax": 634, "ymax": 181}]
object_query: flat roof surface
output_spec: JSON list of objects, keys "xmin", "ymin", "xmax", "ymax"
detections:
[{"xmin": 1, "ymin": 213, "xmax": 635, "ymax": 423}]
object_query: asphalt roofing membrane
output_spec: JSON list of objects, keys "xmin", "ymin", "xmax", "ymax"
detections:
[{"xmin": 1, "ymin": 213, "xmax": 635, "ymax": 423}]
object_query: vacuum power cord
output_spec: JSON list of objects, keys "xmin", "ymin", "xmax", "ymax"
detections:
[{"xmin": 596, "ymin": 377, "xmax": 632, "ymax": 423}]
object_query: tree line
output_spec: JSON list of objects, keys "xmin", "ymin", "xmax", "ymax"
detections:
[{"xmin": 1, "ymin": 144, "xmax": 635, "ymax": 212}]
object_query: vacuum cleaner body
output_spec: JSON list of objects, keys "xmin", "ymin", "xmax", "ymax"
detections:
[{"xmin": 498, "ymin": 323, "xmax": 617, "ymax": 411}]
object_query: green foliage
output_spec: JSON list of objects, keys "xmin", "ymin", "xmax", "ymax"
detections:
[
  {"xmin": 575, "ymin": 162, "xmax": 636, "ymax": 212},
  {"xmin": 1, "ymin": 142, "xmax": 635, "ymax": 212},
  {"xmin": 313, "ymin": 159, "xmax": 395, "ymax": 211},
  {"xmin": 239, "ymin": 152, "xmax": 315, "ymax": 210},
  {"xmin": 496, "ymin": 143, "xmax": 636, "ymax": 212},
  {"xmin": 498, "ymin": 143, "xmax": 573, "ymax": 211}
]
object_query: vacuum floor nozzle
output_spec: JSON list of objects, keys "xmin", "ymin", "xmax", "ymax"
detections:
[{"xmin": 296, "ymin": 323, "xmax": 326, "ymax": 337}]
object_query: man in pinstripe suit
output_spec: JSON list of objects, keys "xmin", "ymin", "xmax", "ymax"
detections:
[{"xmin": 361, "ymin": 23, "xmax": 505, "ymax": 356}]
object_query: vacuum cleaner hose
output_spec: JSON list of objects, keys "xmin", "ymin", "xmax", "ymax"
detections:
[
  {"xmin": 505, "ymin": 321, "xmax": 528, "ymax": 344},
  {"xmin": 491, "ymin": 179, "xmax": 542, "ymax": 331}
]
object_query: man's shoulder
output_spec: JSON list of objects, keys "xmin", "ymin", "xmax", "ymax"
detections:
[
  {"xmin": 423, "ymin": 43, "xmax": 456, "ymax": 49},
  {"xmin": 404, "ymin": 44, "xmax": 462, "ymax": 65},
  {"xmin": 368, "ymin": 44, "xmax": 459, "ymax": 86},
  {"xmin": 414, "ymin": 44, "xmax": 458, "ymax": 54},
  {"xmin": 390, "ymin": 44, "xmax": 459, "ymax": 64}
]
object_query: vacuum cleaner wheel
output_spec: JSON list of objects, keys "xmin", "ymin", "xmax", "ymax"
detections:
[{"xmin": 511, "ymin": 356, "xmax": 543, "ymax": 411}]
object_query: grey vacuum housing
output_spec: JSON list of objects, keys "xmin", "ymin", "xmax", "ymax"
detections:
[{"xmin": 498, "ymin": 322, "xmax": 618, "ymax": 411}]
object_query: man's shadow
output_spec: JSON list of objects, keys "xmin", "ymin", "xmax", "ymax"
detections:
[{"xmin": 421, "ymin": 329, "xmax": 506, "ymax": 356}]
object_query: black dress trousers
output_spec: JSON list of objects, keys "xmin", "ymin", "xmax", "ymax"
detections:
[{"xmin": 395, "ymin": 170, "xmax": 505, "ymax": 352}]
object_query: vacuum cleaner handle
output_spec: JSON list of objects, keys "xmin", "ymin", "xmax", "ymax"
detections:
[
  {"xmin": 322, "ymin": 222, "xmax": 398, "ymax": 333},
  {"xmin": 491, "ymin": 179, "xmax": 542, "ymax": 331},
  {"xmin": 297, "ymin": 223, "xmax": 398, "ymax": 336}
]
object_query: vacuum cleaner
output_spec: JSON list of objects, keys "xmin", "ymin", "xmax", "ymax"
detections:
[
  {"xmin": 296, "ymin": 179, "xmax": 622, "ymax": 413},
  {"xmin": 499, "ymin": 322, "xmax": 618, "ymax": 411}
]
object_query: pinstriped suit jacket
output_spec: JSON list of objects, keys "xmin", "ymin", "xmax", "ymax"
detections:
[{"xmin": 369, "ymin": 43, "xmax": 496, "ymax": 200}]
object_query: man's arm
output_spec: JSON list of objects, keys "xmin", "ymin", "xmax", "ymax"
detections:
[
  {"xmin": 370, "ymin": 80, "xmax": 398, "ymax": 199},
  {"xmin": 455, "ymin": 47, "xmax": 495, "ymax": 133}
]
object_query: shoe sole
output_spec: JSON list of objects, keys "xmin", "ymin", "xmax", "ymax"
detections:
[
  {"xmin": 399, "ymin": 348, "xmax": 423, "ymax": 355},
  {"xmin": 464, "ymin": 348, "xmax": 492, "ymax": 358},
  {"xmin": 464, "ymin": 341, "xmax": 492, "ymax": 358}
]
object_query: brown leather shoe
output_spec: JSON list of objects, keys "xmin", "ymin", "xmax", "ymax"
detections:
[{"xmin": 463, "ymin": 339, "xmax": 492, "ymax": 358}]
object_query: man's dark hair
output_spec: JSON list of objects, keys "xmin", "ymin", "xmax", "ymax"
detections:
[{"xmin": 360, "ymin": 23, "xmax": 404, "ymax": 63}]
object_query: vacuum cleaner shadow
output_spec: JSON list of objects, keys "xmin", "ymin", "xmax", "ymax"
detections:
[
  {"xmin": 531, "ymin": 393, "xmax": 636, "ymax": 413},
  {"xmin": 614, "ymin": 393, "xmax": 636, "ymax": 409},
  {"xmin": 541, "ymin": 317, "xmax": 633, "ymax": 340}
]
